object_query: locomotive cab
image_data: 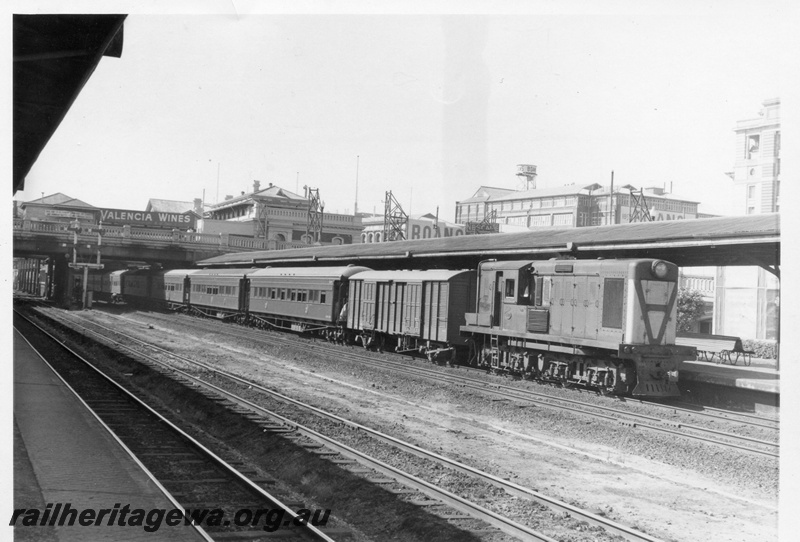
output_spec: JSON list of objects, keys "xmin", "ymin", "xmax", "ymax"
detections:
[{"xmin": 467, "ymin": 261, "xmax": 534, "ymax": 330}]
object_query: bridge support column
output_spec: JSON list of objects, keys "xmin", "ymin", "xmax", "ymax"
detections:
[
  {"xmin": 53, "ymin": 257, "xmax": 69, "ymax": 305},
  {"xmin": 45, "ymin": 258, "xmax": 54, "ymax": 299}
]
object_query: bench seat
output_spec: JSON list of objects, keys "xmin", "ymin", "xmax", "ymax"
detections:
[{"xmin": 676, "ymin": 333, "xmax": 755, "ymax": 366}]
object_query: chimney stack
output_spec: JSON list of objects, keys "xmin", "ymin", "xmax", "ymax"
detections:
[
  {"xmin": 193, "ymin": 198, "xmax": 202, "ymax": 213},
  {"xmin": 253, "ymin": 180, "xmax": 261, "ymax": 193}
]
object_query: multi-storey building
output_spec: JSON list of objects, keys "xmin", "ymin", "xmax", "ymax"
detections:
[
  {"xmin": 455, "ymin": 173, "xmax": 698, "ymax": 229},
  {"xmin": 728, "ymin": 98, "xmax": 781, "ymax": 214},
  {"xmin": 714, "ymin": 99, "xmax": 781, "ymax": 341},
  {"xmin": 202, "ymin": 181, "xmax": 362, "ymax": 245}
]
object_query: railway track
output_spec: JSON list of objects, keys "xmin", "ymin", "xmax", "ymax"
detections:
[
  {"xmin": 24, "ymin": 304, "xmax": 670, "ymax": 542},
  {"xmin": 14, "ymin": 310, "xmax": 337, "ymax": 542},
  {"xmin": 636, "ymin": 398, "xmax": 779, "ymax": 430},
  {"xmin": 84, "ymin": 307, "xmax": 779, "ymax": 458}
]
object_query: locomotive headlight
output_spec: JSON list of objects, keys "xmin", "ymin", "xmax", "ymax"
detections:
[{"xmin": 651, "ymin": 260, "xmax": 669, "ymax": 279}]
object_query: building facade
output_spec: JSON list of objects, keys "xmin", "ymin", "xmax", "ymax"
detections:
[
  {"xmin": 455, "ymin": 180, "xmax": 698, "ymax": 229},
  {"xmin": 729, "ymin": 98, "xmax": 781, "ymax": 214},
  {"xmin": 360, "ymin": 213, "xmax": 465, "ymax": 243},
  {"xmin": 714, "ymin": 99, "xmax": 781, "ymax": 341},
  {"xmin": 203, "ymin": 181, "xmax": 362, "ymax": 246}
]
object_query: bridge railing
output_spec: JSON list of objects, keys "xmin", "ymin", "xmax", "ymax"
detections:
[
  {"xmin": 228, "ymin": 235, "xmax": 270, "ymax": 250},
  {"xmin": 13, "ymin": 218, "xmax": 317, "ymax": 254}
]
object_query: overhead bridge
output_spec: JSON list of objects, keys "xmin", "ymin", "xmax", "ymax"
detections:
[
  {"xmin": 196, "ymin": 214, "xmax": 780, "ymax": 276},
  {"xmin": 12, "ymin": 218, "xmax": 303, "ymax": 266}
]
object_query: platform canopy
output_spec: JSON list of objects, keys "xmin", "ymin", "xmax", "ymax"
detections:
[
  {"xmin": 13, "ymin": 14, "xmax": 127, "ymax": 194},
  {"xmin": 197, "ymin": 213, "xmax": 780, "ymax": 274}
]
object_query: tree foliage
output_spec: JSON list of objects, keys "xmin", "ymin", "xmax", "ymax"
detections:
[{"xmin": 677, "ymin": 288, "xmax": 706, "ymax": 333}]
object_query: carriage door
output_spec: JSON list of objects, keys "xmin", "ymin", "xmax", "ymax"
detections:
[
  {"xmin": 492, "ymin": 272, "xmax": 503, "ymax": 327},
  {"xmin": 183, "ymin": 275, "xmax": 191, "ymax": 305},
  {"xmin": 361, "ymin": 281, "xmax": 377, "ymax": 329},
  {"xmin": 405, "ymin": 282, "xmax": 422, "ymax": 336},
  {"xmin": 387, "ymin": 282, "xmax": 405, "ymax": 335},
  {"xmin": 239, "ymin": 277, "xmax": 250, "ymax": 313},
  {"xmin": 377, "ymin": 281, "xmax": 392, "ymax": 331}
]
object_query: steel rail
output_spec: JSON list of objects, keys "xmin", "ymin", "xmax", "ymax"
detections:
[
  {"xmin": 40, "ymin": 308, "xmax": 665, "ymax": 542},
  {"xmin": 15, "ymin": 310, "xmax": 336, "ymax": 542},
  {"xmin": 13, "ymin": 327, "xmax": 213, "ymax": 542},
  {"xmin": 637, "ymin": 399, "xmax": 779, "ymax": 429},
  {"xmin": 114, "ymin": 309, "xmax": 778, "ymax": 456},
  {"xmin": 69, "ymin": 307, "xmax": 779, "ymax": 456},
  {"xmin": 628, "ymin": 399, "xmax": 780, "ymax": 430}
]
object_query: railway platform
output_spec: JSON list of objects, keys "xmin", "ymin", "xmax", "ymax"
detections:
[
  {"xmin": 678, "ymin": 358, "xmax": 779, "ymax": 414},
  {"xmin": 13, "ymin": 330, "xmax": 205, "ymax": 542}
]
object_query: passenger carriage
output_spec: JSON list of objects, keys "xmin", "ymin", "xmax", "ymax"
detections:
[
  {"xmin": 184, "ymin": 269, "xmax": 254, "ymax": 319},
  {"xmin": 246, "ymin": 266, "xmax": 369, "ymax": 335},
  {"xmin": 120, "ymin": 269, "xmax": 154, "ymax": 304},
  {"xmin": 150, "ymin": 269, "xmax": 197, "ymax": 310}
]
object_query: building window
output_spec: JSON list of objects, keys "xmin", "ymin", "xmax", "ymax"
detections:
[
  {"xmin": 774, "ymin": 131, "xmax": 781, "ymax": 157},
  {"xmin": 747, "ymin": 134, "xmax": 760, "ymax": 159},
  {"xmin": 747, "ymin": 185, "xmax": 756, "ymax": 199},
  {"xmin": 747, "ymin": 206, "xmax": 755, "ymax": 215},
  {"xmin": 553, "ymin": 213, "xmax": 572, "ymax": 226}
]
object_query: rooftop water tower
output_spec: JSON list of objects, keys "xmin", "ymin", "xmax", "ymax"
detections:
[{"xmin": 516, "ymin": 164, "xmax": 537, "ymax": 190}]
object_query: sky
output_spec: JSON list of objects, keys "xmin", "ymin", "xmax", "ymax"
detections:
[{"xmin": 11, "ymin": 1, "xmax": 795, "ymax": 222}]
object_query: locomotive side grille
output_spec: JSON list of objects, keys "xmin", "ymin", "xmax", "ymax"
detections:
[{"xmin": 527, "ymin": 308, "xmax": 549, "ymax": 333}]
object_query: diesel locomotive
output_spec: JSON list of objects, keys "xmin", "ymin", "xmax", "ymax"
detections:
[{"xmin": 460, "ymin": 259, "xmax": 695, "ymax": 396}]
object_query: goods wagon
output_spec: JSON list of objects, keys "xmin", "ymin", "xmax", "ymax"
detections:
[{"xmin": 348, "ymin": 269, "xmax": 476, "ymax": 362}]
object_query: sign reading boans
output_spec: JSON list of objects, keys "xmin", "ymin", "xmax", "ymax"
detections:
[{"xmin": 99, "ymin": 208, "xmax": 196, "ymax": 230}]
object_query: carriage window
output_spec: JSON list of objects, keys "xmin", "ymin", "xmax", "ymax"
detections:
[
  {"xmin": 280, "ymin": 289, "xmax": 286, "ymax": 300},
  {"xmin": 298, "ymin": 290, "xmax": 307, "ymax": 302},
  {"xmin": 602, "ymin": 278, "xmax": 624, "ymax": 329},
  {"xmin": 269, "ymin": 288, "xmax": 276, "ymax": 299},
  {"xmin": 290, "ymin": 290, "xmax": 297, "ymax": 301},
  {"xmin": 504, "ymin": 279, "xmax": 516, "ymax": 298},
  {"xmin": 320, "ymin": 292, "xmax": 327, "ymax": 304}
]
